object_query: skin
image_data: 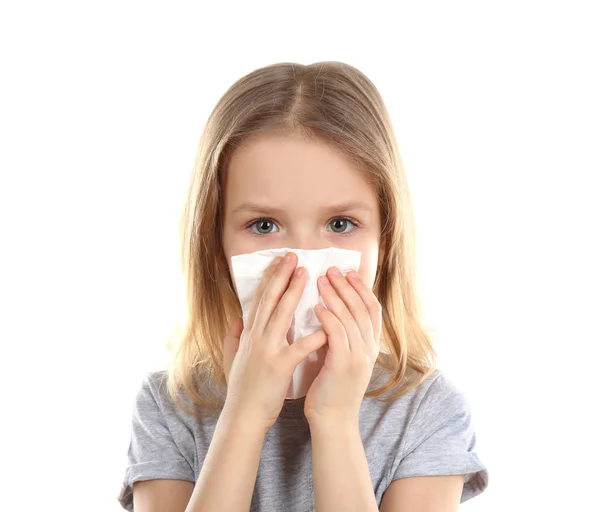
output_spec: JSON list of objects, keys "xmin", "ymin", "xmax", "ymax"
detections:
[
  {"xmin": 221, "ymin": 131, "xmax": 382, "ymax": 289},
  {"xmin": 133, "ymin": 132, "xmax": 464, "ymax": 512}
]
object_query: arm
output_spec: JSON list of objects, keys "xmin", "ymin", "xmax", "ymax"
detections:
[
  {"xmin": 128, "ymin": 254, "xmax": 331, "ymax": 512},
  {"xmin": 310, "ymin": 419, "xmax": 378, "ymax": 512},
  {"xmin": 185, "ymin": 407, "xmax": 268, "ymax": 512},
  {"xmin": 132, "ymin": 407, "xmax": 267, "ymax": 512},
  {"xmin": 310, "ymin": 417, "xmax": 464, "ymax": 512},
  {"xmin": 306, "ymin": 270, "xmax": 486, "ymax": 510},
  {"xmin": 305, "ymin": 268, "xmax": 382, "ymax": 511},
  {"xmin": 379, "ymin": 475, "xmax": 464, "ymax": 512},
  {"xmin": 133, "ymin": 480, "xmax": 194, "ymax": 512}
]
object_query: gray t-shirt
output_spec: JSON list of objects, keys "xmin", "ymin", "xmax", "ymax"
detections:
[{"xmin": 117, "ymin": 361, "xmax": 488, "ymax": 511}]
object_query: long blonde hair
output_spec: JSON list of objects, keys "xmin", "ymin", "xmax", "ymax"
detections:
[{"xmin": 166, "ymin": 61, "xmax": 436, "ymax": 415}]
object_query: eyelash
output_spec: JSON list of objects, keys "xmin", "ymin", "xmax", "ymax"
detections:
[{"xmin": 245, "ymin": 217, "xmax": 360, "ymax": 237}]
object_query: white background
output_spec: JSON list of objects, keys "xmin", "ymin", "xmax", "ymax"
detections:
[{"xmin": 1, "ymin": 1, "xmax": 598, "ymax": 510}]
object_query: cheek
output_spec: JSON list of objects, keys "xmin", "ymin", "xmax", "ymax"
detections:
[
  {"xmin": 222, "ymin": 226, "xmax": 254, "ymax": 263},
  {"xmin": 357, "ymin": 250, "xmax": 379, "ymax": 290}
]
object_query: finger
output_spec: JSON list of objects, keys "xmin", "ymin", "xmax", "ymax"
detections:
[
  {"xmin": 326, "ymin": 267, "xmax": 375, "ymax": 351},
  {"xmin": 345, "ymin": 270, "xmax": 382, "ymax": 351},
  {"xmin": 284, "ymin": 328, "xmax": 328, "ymax": 367},
  {"xmin": 223, "ymin": 317, "xmax": 243, "ymax": 384},
  {"xmin": 253, "ymin": 251, "xmax": 298, "ymax": 334},
  {"xmin": 245, "ymin": 256, "xmax": 283, "ymax": 330},
  {"xmin": 318, "ymin": 274, "xmax": 362, "ymax": 351},
  {"xmin": 267, "ymin": 265, "xmax": 308, "ymax": 338},
  {"xmin": 314, "ymin": 303, "xmax": 348, "ymax": 354}
]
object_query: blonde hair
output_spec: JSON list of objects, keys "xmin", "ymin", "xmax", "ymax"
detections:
[{"xmin": 166, "ymin": 61, "xmax": 436, "ymax": 415}]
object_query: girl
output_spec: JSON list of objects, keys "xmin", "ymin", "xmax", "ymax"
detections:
[{"xmin": 118, "ymin": 61, "xmax": 488, "ymax": 512}]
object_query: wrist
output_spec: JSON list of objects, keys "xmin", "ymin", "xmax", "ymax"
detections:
[
  {"xmin": 307, "ymin": 412, "xmax": 360, "ymax": 437},
  {"xmin": 309, "ymin": 420, "xmax": 362, "ymax": 452},
  {"xmin": 221, "ymin": 401, "xmax": 273, "ymax": 437}
]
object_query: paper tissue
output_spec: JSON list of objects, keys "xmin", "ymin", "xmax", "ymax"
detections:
[{"xmin": 230, "ymin": 247, "xmax": 362, "ymax": 398}]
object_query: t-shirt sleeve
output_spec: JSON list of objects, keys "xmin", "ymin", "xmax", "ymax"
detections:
[
  {"xmin": 390, "ymin": 372, "xmax": 489, "ymax": 503},
  {"xmin": 117, "ymin": 372, "xmax": 195, "ymax": 511}
]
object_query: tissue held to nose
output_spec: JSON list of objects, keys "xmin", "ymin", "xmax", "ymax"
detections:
[{"xmin": 230, "ymin": 247, "xmax": 362, "ymax": 399}]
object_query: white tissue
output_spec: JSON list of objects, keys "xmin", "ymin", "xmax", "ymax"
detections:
[{"xmin": 230, "ymin": 247, "xmax": 362, "ymax": 399}]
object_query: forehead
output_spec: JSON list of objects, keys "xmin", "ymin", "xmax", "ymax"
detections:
[{"xmin": 223, "ymin": 133, "xmax": 378, "ymax": 209}]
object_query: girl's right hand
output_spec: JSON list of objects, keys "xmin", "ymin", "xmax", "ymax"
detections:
[{"xmin": 222, "ymin": 251, "xmax": 328, "ymax": 431}]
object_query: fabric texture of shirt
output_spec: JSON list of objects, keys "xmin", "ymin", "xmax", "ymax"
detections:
[{"xmin": 117, "ymin": 359, "xmax": 489, "ymax": 511}]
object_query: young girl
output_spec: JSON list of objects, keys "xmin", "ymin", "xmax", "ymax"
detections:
[{"xmin": 118, "ymin": 61, "xmax": 488, "ymax": 511}]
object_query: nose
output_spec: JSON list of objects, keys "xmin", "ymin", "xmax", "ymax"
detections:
[{"xmin": 283, "ymin": 233, "xmax": 333, "ymax": 251}]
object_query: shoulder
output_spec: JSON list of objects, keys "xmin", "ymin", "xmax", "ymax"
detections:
[
  {"xmin": 131, "ymin": 367, "xmax": 222, "ymax": 425},
  {"xmin": 361, "ymin": 360, "xmax": 480, "ymax": 454},
  {"xmin": 408, "ymin": 369, "xmax": 471, "ymax": 421},
  {"xmin": 366, "ymin": 354, "xmax": 458, "ymax": 405},
  {"xmin": 382, "ymin": 366, "xmax": 477, "ymax": 440},
  {"xmin": 130, "ymin": 369, "xmax": 171, "ymax": 414},
  {"xmin": 136, "ymin": 368, "xmax": 168, "ymax": 397},
  {"xmin": 366, "ymin": 363, "xmax": 488, "ymax": 503},
  {"xmin": 368, "ymin": 351, "xmax": 470, "ymax": 411},
  {"xmin": 118, "ymin": 370, "xmax": 199, "ymax": 510}
]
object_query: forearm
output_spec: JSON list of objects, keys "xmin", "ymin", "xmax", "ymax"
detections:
[
  {"xmin": 186, "ymin": 407, "xmax": 267, "ymax": 512},
  {"xmin": 310, "ymin": 420, "xmax": 379, "ymax": 512}
]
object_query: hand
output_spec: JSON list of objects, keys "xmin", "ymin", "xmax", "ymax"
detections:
[
  {"xmin": 304, "ymin": 267, "xmax": 382, "ymax": 426},
  {"xmin": 222, "ymin": 252, "xmax": 328, "ymax": 432}
]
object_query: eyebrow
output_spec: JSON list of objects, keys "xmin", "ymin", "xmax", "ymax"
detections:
[{"xmin": 231, "ymin": 200, "xmax": 374, "ymax": 216}]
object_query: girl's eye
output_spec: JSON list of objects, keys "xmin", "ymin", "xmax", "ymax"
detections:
[
  {"xmin": 327, "ymin": 217, "xmax": 358, "ymax": 235},
  {"xmin": 246, "ymin": 217, "xmax": 358, "ymax": 236},
  {"xmin": 248, "ymin": 218, "xmax": 279, "ymax": 235}
]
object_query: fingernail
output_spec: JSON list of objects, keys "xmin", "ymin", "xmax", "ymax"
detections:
[
  {"xmin": 319, "ymin": 276, "xmax": 330, "ymax": 286},
  {"xmin": 329, "ymin": 267, "xmax": 341, "ymax": 277},
  {"xmin": 348, "ymin": 270, "xmax": 359, "ymax": 279},
  {"xmin": 295, "ymin": 267, "xmax": 304, "ymax": 278},
  {"xmin": 285, "ymin": 252, "xmax": 294, "ymax": 263},
  {"xmin": 273, "ymin": 256, "xmax": 282, "ymax": 267}
]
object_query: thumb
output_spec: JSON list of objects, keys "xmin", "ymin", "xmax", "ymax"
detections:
[
  {"xmin": 223, "ymin": 317, "xmax": 243, "ymax": 384},
  {"xmin": 285, "ymin": 329, "xmax": 328, "ymax": 367}
]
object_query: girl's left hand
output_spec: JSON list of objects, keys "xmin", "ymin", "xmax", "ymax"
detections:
[{"xmin": 304, "ymin": 267, "xmax": 382, "ymax": 426}]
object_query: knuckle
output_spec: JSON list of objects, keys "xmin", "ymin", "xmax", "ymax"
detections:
[
  {"xmin": 268, "ymin": 258, "xmax": 282, "ymax": 274},
  {"xmin": 371, "ymin": 347, "xmax": 380, "ymax": 360},
  {"xmin": 262, "ymin": 289, "xmax": 280, "ymax": 306},
  {"xmin": 354, "ymin": 305, "xmax": 369, "ymax": 320},
  {"xmin": 275, "ymin": 260, "xmax": 289, "ymax": 274},
  {"xmin": 371, "ymin": 299, "xmax": 382, "ymax": 313},
  {"xmin": 271, "ymin": 306, "xmax": 293, "ymax": 326},
  {"xmin": 353, "ymin": 351, "xmax": 373, "ymax": 370},
  {"xmin": 292, "ymin": 273, "xmax": 306, "ymax": 288},
  {"xmin": 334, "ymin": 324, "xmax": 346, "ymax": 338}
]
